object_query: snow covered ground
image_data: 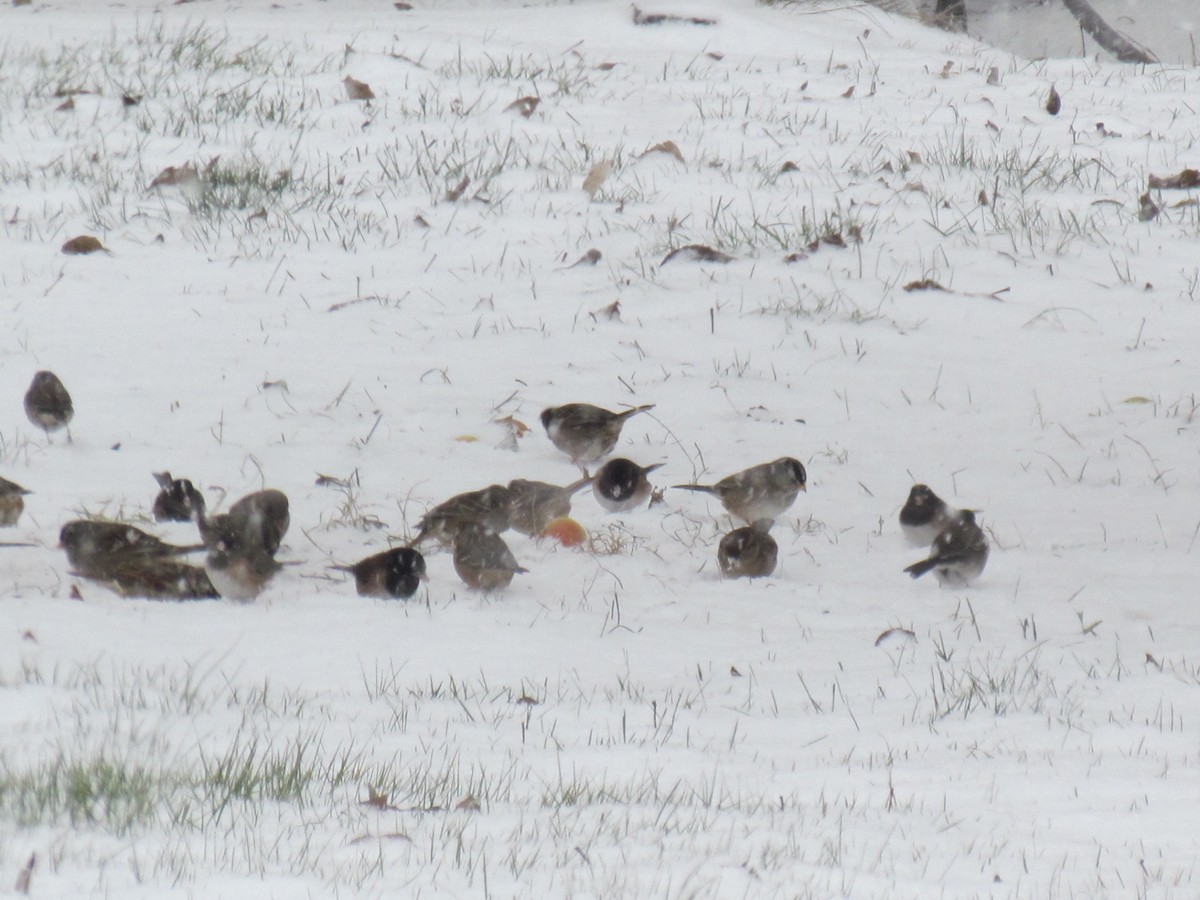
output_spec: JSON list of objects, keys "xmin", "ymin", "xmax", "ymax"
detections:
[{"xmin": 2, "ymin": 1, "xmax": 1198, "ymax": 896}]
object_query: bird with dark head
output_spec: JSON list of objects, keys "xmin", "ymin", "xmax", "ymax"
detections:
[
  {"xmin": 717, "ymin": 519, "xmax": 779, "ymax": 579},
  {"xmin": 592, "ymin": 458, "xmax": 663, "ymax": 513},
  {"xmin": 0, "ymin": 477, "xmax": 31, "ymax": 527},
  {"xmin": 904, "ymin": 509, "xmax": 989, "ymax": 586},
  {"xmin": 899, "ymin": 484, "xmax": 955, "ymax": 547},
  {"xmin": 24, "ymin": 370, "xmax": 73, "ymax": 441},
  {"xmin": 452, "ymin": 522, "xmax": 527, "ymax": 592},
  {"xmin": 152, "ymin": 472, "xmax": 207, "ymax": 523},
  {"xmin": 674, "ymin": 457, "xmax": 807, "ymax": 523},
  {"xmin": 413, "ymin": 484, "xmax": 512, "ymax": 546},
  {"xmin": 334, "ymin": 546, "xmax": 427, "ymax": 599},
  {"xmin": 540, "ymin": 403, "xmax": 654, "ymax": 463},
  {"xmin": 506, "ymin": 476, "xmax": 591, "ymax": 537}
]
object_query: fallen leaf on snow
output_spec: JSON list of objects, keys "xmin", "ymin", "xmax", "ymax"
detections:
[
  {"xmin": 582, "ymin": 161, "xmax": 612, "ymax": 199},
  {"xmin": 344, "ymin": 75, "xmax": 375, "ymax": 101},
  {"xmin": 661, "ymin": 244, "xmax": 733, "ymax": 265},
  {"xmin": 61, "ymin": 235, "xmax": 107, "ymax": 255}
]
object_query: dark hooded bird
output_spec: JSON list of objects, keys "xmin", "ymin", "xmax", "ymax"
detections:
[
  {"xmin": 334, "ymin": 546, "xmax": 427, "ymax": 599},
  {"xmin": 592, "ymin": 458, "xmax": 662, "ymax": 513},
  {"xmin": 152, "ymin": 471, "xmax": 207, "ymax": 523},
  {"xmin": 674, "ymin": 457, "xmax": 807, "ymax": 523},
  {"xmin": 24, "ymin": 370, "xmax": 73, "ymax": 440},
  {"xmin": 717, "ymin": 519, "xmax": 779, "ymax": 579},
  {"xmin": 904, "ymin": 509, "xmax": 989, "ymax": 586},
  {"xmin": 540, "ymin": 403, "xmax": 654, "ymax": 463},
  {"xmin": 899, "ymin": 483, "xmax": 955, "ymax": 547}
]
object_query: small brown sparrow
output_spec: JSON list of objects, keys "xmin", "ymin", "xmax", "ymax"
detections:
[
  {"xmin": 194, "ymin": 489, "xmax": 290, "ymax": 600},
  {"xmin": 60, "ymin": 520, "xmax": 205, "ymax": 579},
  {"xmin": 592, "ymin": 458, "xmax": 662, "ymax": 513},
  {"xmin": 673, "ymin": 457, "xmax": 807, "ymax": 523},
  {"xmin": 333, "ymin": 547, "xmax": 427, "ymax": 599},
  {"xmin": 204, "ymin": 546, "xmax": 282, "ymax": 601},
  {"xmin": 717, "ymin": 519, "xmax": 779, "ymax": 579},
  {"xmin": 452, "ymin": 522, "xmax": 527, "ymax": 591},
  {"xmin": 414, "ymin": 484, "xmax": 512, "ymax": 545},
  {"xmin": 540, "ymin": 403, "xmax": 654, "ymax": 463},
  {"xmin": 89, "ymin": 557, "xmax": 219, "ymax": 601},
  {"xmin": 899, "ymin": 484, "xmax": 955, "ymax": 546},
  {"xmin": 24, "ymin": 371, "xmax": 73, "ymax": 440},
  {"xmin": 0, "ymin": 477, "xmax": 31, "ymax": 526},
  {"xmin": 904, "ymin": 510, "xmax": 989, "ymax": 586},
  {"xmin": 506, "ymin": 476, "xmax": 591, "ymax": 536},
  {"xmin": 196, "ymin": 489, "xmax": 290, "ymax": 559},
  {"xmin": 152, "ymin": 472, "xmax": 206, "ymax": 523}
]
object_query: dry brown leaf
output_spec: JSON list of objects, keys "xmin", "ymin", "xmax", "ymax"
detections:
[
  {"xmin": 906, "ymin": 150, "xmax": 922, "ymax": 164},
  {"xmin": 902, "ymin": 279, "xmax": 947, "ymax": 292},
  {"xmin": 986, "ymin": 66, "xmax": 1000, "ymax": 85},
  {"xmin": 149, "ymin": 164, "xmax": 199, "ymax": 189},
  {"xmin": 841, "ymin": 85, "xmax": 856, "ymax": 99},
  {"xmin": 978, "ymin": 189, "xmax": 989, "ymax": 206},
  {"xmin": 582, "ymin": 160, "xmax": 612, "ymax": 199},
  {"xmin": 69, "ymin": 585, "xmax": 84, "ymax": 601},
  {"xmin": 591, "ymin": 299, "xmax": 621, "ymax": 322},
  {"xmin": 121, "ymin": 94, "xmax": 141, "ymax": 107},
  {"xmin": 55, "ymin": 97, "xmax": 74, "ymax": 112},
  {"xmin": 504, "ymin": 96, "xmax": 540, "ymax": 118},
  {"xmin": 640, "ymin": 140, "xmax": 685, "ymax": 164},
  {"xmin": 454, "ymin": 434, "xmax": 478, "ymax": 443},
  {"xmin": 344, "ymin": 75, "xmax": 375, "ymax": 101},
  {"xmin": 394, "ymin": 1, "xmax": 414, "ymax": 8},
  {"xmin": 779, "ymin": 161, "xmax": 799, "ymax": 174},
  {"xmin": 61, "ymin": 235, "xmax": 106, "ymax": 255},
  {"xmin": 632, "ymin": 5, "xmax": 715, "ymax": 25},
  {"xmin": 15, "ymin": 853, "xmax": 34, "ymax": 895},
  {"xmin": 706, "ymin": 51, "xmax": 724, "ymax": 61},
  {"xmin": 1148, "ymin": 168, "xmax": 1200, "ymax": 189},
  {"xmin": 456, "ymin": 794, "xmax": 481, "ymax": 811},
  {"xmin": 661, "ymin": 244, "xmax": 733, "ymax": 265},
  {"xmin": 596, "ymin": 62, "xmax": 618, "ymax": 71},
  {"xmin": 361, "ymin": 786, "xmax": 400, "ymax": 812},
  {"xmin": 730, "ymin": 666, "xmax": 742, "ymax": 677},
  {"xmin": 445, "ymin": 176, "xmax": 470, "ymax": 202}
]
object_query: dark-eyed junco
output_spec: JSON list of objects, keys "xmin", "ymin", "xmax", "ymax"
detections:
[
  {"xmin": 452, "ymin": 522, "xmax": 527, "ymax": 591},
  {"xmin": 506, "ymin": 476, "xmax": 591, "ymax": 536},
  {"xmin": 24, "ymin": 371, "xmax": 73, "ymax": 440},
  {"xmin": 717, "ymin": 519, "xmax": 779, "ymax": 579},
  {"xmin": 89, "ymin": 558, "xmax": 219, "ymax": 601},
  {"xmin": 60, "ymin": 519, "xmax": 205, "ymax": 578},
  {"xmin": 540, "ymin": 403, "xmax": 654, "ymax": 463},
  {"xmin": 0, "ymin": 477, "xmax": 30, "ymax": 526},
  {"xmin": 152, "ymin": 471, "xmax": 206, "ymax": 523},
  {"xmin": 414, "ymin": 484, "xmax": 512, "ymax": 546},
  {"xmin": 333, "ymin": 546, "xmax": 427, "ymax": 599},
  {"xmin": 592, "ymin": 458, "xmax": 662, "ymax": 513},
  {"xmin": 673, "ymin": 457, "xmax": 807, "ymax": 523},
  {"xmin": 899, "ymin": 484, "xmax": 955, "ymax": 547},
  {"xmin": 904, "ymin": 509, "xmax": 989, "ymax": 586}
]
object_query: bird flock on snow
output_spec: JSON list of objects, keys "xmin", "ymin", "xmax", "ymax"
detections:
[{"xmin": 4, "ymin": 370, "xmax": 989, "ymax": 601}]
